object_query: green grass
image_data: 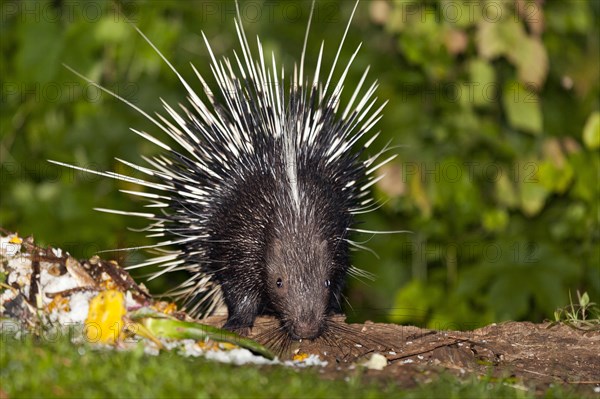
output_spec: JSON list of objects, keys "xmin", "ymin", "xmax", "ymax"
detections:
[
  {"xmin": 553, "ymin": 291, "xmax": 600, "ymax": 331},
  {"xmin": 0, "ymin": 333, "xmax": 583, "ymax": 399}
]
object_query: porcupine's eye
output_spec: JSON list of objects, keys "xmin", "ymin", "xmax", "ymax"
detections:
[
  {"xmin": 276, "ymin": 278, "xmax": 283, "ymax": 288},
  {"xmin": 325, "ymin": 279, "xmax": 331, "ymax": 288}
]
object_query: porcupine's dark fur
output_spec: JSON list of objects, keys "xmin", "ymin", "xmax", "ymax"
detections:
[{"xmin": 51, "ymin": 0, "xmax": 396, "ymax": 341}]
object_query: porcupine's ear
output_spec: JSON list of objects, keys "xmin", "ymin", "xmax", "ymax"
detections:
[
  {"xmin": 275, "ymin": 239, "xmax": 284, "ymax": 261},
  {"xmin": 267, "ymin": 238, "xmax": 284, "ymax": 270},
  {"xmin": 318, "ymin": 239, "xmax": 328, "ymax": 262}
]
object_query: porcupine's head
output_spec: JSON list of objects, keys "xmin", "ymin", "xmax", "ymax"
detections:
[
  {"xmin": 255, "ymin": 82, "xmax": 363, "ymax": 340},
  {"xmin": 263, "ymin": 191, "xmax": 350, "ymax": 340},
  {"xmin": 265, "ymin": 232, "xmax": 331, "ymax": 340}
]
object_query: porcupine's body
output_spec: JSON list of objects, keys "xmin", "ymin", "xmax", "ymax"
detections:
[
  {"xmin": 52, "ymin": 1, "xmax": 393, "ymax": 341},
  {"xmin": 204, "ymin": 125, "xmax": 356, "ymax": 338}
]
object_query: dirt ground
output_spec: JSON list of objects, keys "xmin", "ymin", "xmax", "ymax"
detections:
[{"xmin": 246, "ymin": 316, "xmax": 599, "ymax": 395}]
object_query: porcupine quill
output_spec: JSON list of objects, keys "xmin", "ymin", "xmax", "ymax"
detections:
[{"xmin": 50, "ymin": 0, "xmax": 404, "ymax": 343}]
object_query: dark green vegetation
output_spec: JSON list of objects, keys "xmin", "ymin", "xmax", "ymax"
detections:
[
  {"xmin": 1, "ymin": 0, "xmax": 598, "ymax": 328},
  {"xmin": 0, "ymin": 333, "xmax": 582, "ymax": 399}
]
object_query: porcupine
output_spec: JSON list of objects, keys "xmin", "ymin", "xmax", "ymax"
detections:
[{"xmin": 51, "ymin": 0, "xmax": 396, "ymax": 341}]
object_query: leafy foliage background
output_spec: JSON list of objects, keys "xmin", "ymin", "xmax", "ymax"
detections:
[{"xmin": 1, "ymin": 0, "xmax": 598, "ymax": 328}]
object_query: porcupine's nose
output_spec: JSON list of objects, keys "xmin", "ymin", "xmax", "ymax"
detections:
[{"xmin": 292, "ymin": 319, "xmax": 321, "ymax": 340}]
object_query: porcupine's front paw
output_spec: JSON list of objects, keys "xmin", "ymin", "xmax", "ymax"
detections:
[
  {"xmin": 222, "ymin": 292, "xmax": 259, "ymax": 336},
  {"xmin": 223, "ymin": 304, "xmax": 257, "ymax": 336}
]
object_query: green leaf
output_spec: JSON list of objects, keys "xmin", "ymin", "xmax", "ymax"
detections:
[
  {"xmin": 476, "ymin": 20, "xmax": 506, "ymax": 60},
  {"xmin": 569, "ymin": 151, "xmax": 600, "ymax": 204},
  {"xmin": 482, "ymin": 209, "xmax": 508, "ymax": 232},
  {"xmin": 511, "ymin": 36, "xmax": 548, "ymax": 89},
  {"xmin": 579, "ymin": 291, "xmax": 590, "ymax": 307},
  {"xmin": 468, "ymin": 58, "xmax": 496, "ymax": 107},
  {"xmin": 129, "ymin": 309, "xmax": 275, "ymax": 360},
  {"xmin": 582, "ymin": 112, "xmax": 600, "ymax": 149},
  {"xmin": 495, "ymin": 173, "xmax": 519, "ymax": 208},
  {"xmin": 502, "ymin": 81, "xmax": 543, "ymax": 134},
  {"xmin": 476, "ymin": 15, "xmax": 547, "ymax": 88},
  {"xmin": 538, "ymin": 159, "xmax": 574, "ymax": 194},
  {"xmin": 94, "ymin": 18, "xmax": 130, "ymax": 43},
  {"xmin": 445, "ymin": 0, "xmax": 481, "ymax": 28},
  {"xmin": 409, "ymin": 169, "xmax": 432, "ymax": 218},
  {"xmin": 519, "ymin": 177, "xmax": 549, "ymax": 217},
  {"xmin": 477, "ymin": 17, "xmax": 526, "ymax": 61}
]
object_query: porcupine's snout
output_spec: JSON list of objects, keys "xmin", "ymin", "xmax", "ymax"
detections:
[
  {"xmin": 289, "ymin": 316, "xmax": 323, "ymax": 340},
  {"xmin": 290, "ymin": 320, "xmax": 321, "ymax": 339}
]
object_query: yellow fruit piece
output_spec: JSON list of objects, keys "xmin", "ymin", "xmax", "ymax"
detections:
[
  {"xmin": 197, "ymin": 341, "xmax": 219, "ymax": 351},
  {"xmin": 85, "ymin": 290, "xmax": 126, "ymax": 344},
  {"xmin": 218, "ymin": 342, "xmax": 238, "ymax": 351},
  {"xmin": 99, "ymin": 279, "xmax": 118, "ymax": 291},
  {"xmin": 162, "ymin": 302, "xmax": 178, "ymax": 314},
  {"xmin": 293, "ymin": 353, "xmax": 309, "ymax": 362},
  {"xmin": 47, "ymin": 294, "xmax": 70, "ymax": 313},
  {"xmin": 9, "ymin": 235, "xmax": 23, "ymax": 244},
  {"xmin": 151, "ymin": 301, "xmax": 178, "ymax": 314}
]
